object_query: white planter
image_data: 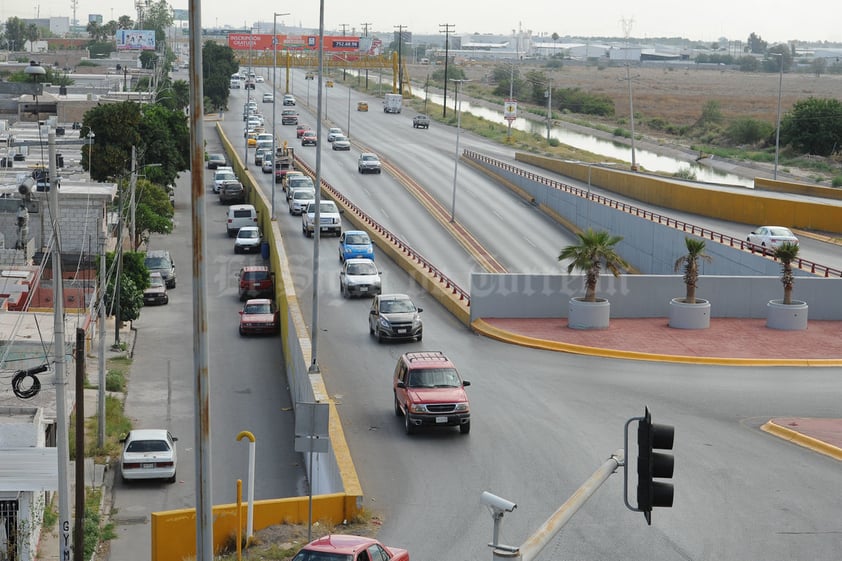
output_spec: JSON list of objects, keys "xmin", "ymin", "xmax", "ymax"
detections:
[
  {"xmin": 568, "ymin": 297, "xmax": 610, "ymax": 330},
  {"xmin": 766, "ymin": 299, "xmax": 808, "ymax": 330},
  {"xmin": 668, "ymin": 298, "xmax": 711, "ymax": 329}
]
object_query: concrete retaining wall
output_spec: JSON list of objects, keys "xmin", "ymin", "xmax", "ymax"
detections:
[{"xmin": 470, "ymin": 273, "xmax": 842, "ymax": 320}]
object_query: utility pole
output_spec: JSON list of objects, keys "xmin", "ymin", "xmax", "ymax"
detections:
[
  {"xmin": 361, "ymin": 22, "xmax": 371, "ymax": 89},
  {"xmin": 546, "ymin": 77, "xmax": 552, "ymax": 144},
  {"xmin": 439, "ymin": 23, "xmax": 454, "ymax": 117},
  {"xmin": 129, "ymin": 146, "xmax": 137, "ymax": 250},
  {"xmin": 74, "ymin": 328, "xmax": 85, "ymax": 561},
  {"xmin": 49, "ymin": 128, "xmax": 73, "ymax": 561},
  {"xmin": 394, "ymin": 25, "xmax": 405, "ymax": 95},
  {"xmin": 97, "ymin": 235, "xmax": 106, "ymax": 448}
]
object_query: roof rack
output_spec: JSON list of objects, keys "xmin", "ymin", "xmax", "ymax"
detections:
[{"xmin": 404, "ymin": 351, "xmax": 448, "ymax": 363}]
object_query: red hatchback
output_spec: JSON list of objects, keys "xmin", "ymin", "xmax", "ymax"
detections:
[
  {"xmin": 237, "ymin": 265, "xmax": 274, "ymax": 301},
  {"xmin": 292, "ymin": 535, "xmax": 409, "ymax": 561},
  {"xmin": 296, "ymin": 124, "xmax": 310, "ymax": 138}
]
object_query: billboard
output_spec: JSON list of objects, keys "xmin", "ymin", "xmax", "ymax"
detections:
[
  {"xmin": 227, "ymin": 34, "xmax": 360, "ymax": 52},
  {"xmin": 116, "ymin": 29, "xmax": 156, "ymax": 51}
]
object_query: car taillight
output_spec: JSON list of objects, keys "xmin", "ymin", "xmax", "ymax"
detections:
[
  {"xmin": 156, "ymin": 461, "xmax": 174, "ymax": 468},
  {"xmin": 228, "ymin": 218, "xmax": 233, "ymax": 223},
  {"xmin": 122, "ymin": 462, "xmax": 142, "ymax": 469}
]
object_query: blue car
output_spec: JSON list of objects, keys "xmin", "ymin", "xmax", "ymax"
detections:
[{"xmin": 338, "ymin": 230, "xmax": 374, "ymax": 262}]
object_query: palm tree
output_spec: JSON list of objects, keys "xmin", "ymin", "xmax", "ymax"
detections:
[
  {"xmin": 558, "ymin": 229, "xmax": 629, "ymax": 302},
  {"xmin": 673, "ymin": 237, "xmax": 711, "ymax": 304},
  {"xmin": 773, "ymin": 242, "xmax": 799, "ymax": 304}
]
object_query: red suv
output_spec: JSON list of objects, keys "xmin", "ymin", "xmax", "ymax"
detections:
[
  {"xmin": 237, "ymin": 265, "xmax": 274, "ymax": 301},
  {"xmin": 393, "ymin": 351, "xmax": 471, "ymax": 435}
]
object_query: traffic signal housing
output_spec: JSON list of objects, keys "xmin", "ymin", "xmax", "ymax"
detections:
[{"xmin": 637, "ymin": 407, "xmax": 674, "ymax": 525}]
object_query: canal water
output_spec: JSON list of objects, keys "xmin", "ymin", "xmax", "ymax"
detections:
[{"xmin": 426, "ymin": 93, "xmax": 755, "ymax": 187}]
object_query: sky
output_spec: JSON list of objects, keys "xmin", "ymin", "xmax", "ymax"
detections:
[{"xmin": 4, "ymin": 0, "xmax": 842, "ymax": 44}]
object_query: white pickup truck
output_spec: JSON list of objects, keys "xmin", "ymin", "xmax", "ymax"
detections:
[{"xmin": 302, "ymin": 200, "xmax": 342, "ymax": 237}]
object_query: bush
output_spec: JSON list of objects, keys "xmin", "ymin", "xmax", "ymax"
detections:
[
  {"xmin": 726, "ymin": 118, "xmax": 774, "ymax": 145},
  {"xmin": 674, "ymin": 167, "xmax": 697, "ymax": 180},
  {"xmin": 832, "ymin": 175, "xmax": 842, "ymax": 187},
  {"xmin": 555, "ymin": 88, "xmax": 615, "ymax": 117}
]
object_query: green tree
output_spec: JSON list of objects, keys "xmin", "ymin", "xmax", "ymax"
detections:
[
  {"xmin": 157, "ymin": 79, "xmax": 189, "ymax": 112},
  {"xmin": 82, "ymin": 100, "xmax": 189, "ymax": 185},
  {"xmin": 430, "ymin": 65, "xmax": 467, "ymax": 83},
  {"xmin": 3, "ymin": 17, "xmax": 27, "ymax": 50},
  {"xmin": 143, "ymin": 0, "xmax": 174, "ymax": 44},
  {"xmin": 747, "ymin": 32, "xmax": 767, "ymax": 54},
  {"xmin": 558, "ymin": 229, "xmax": 629, "ymax": 302},
  {"xmin": 772, "ymin": 242, "xmax": 799, "ymax": 305},
  {"xmin": 491, "ymin": 65, "xmax": 526, "ymax": 98},
  {"xmin": 737, "ymin": 56, "xmax": 759, "ymax": 72},
  {"xmin": 202, "ymin": 41, "xmax": 239, "ymax": 111},
  {"xmin": 129, "ymin": 179, "xmax": 174, "ymax": 249},
  {"xmin": 118, "ymin": 15, "xmax": 134, "ymax": 29},
  {"xmin": 780, "ymin": 97, "xmax": 842, "ymax": 156},
  {"xmin": 764, "ymin": 45, "xmax": 792, "ymax": 72},
  {"xmin": 673, "ymin": 237, "xmax": 711, "ymax": 304},
  {"xmin": 139, "ymin": 51, "xmax": 159, "ymax": 70},
  {"xmin": 697, "ymin": 100, "xmax": 724, "ymax": 126},
  {"xmin": 811, "ymin": 57, "xmax": 827, "ymax": 78},
  {"xmin": 103, "ymin": 251, "xmax": 147, "ymax": 323}
]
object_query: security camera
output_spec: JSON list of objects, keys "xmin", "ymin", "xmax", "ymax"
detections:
[{"xmin": 481, "ymin": 491, "xmax": 517, "ymax": 513}]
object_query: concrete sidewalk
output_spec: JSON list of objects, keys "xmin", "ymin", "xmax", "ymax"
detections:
[{"xmin": 36, "ymin": 321, "xmax": 135, "ymax": 561}]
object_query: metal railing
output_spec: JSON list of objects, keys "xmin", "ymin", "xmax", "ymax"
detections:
[{"xmin": 293, "ymin": 157, "xmax": 471, "ymax": 304}]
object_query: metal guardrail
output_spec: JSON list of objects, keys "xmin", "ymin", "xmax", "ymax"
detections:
[
  {"xmin": 464, "ymin": 150, "xmax": 842, "ymax": 279},
  {"xmin": 292, "ymin": 157, "xmax": 472, "ymax": 304}
]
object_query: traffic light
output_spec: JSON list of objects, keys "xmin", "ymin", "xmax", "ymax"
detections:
[{"xmin": 637, "ymin": 407, "xmax": 674, "ymax": 525}]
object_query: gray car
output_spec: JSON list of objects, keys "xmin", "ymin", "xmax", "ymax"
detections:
[
  {"xmin": 368, "ymin": 293, "xmax": 423, "ymax": 342},
  {"xmin": 358, "ymin": 152, "xmax": 381, "ymax": 174}
]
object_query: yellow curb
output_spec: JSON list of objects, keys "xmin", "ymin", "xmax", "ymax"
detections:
[
  {"xmin": 471, "ymin": 318, "xmax": 842, "ymax": 367},
  {"xmin": 761, "ymin": 421, "xmax": 842, "ymax": 461}
]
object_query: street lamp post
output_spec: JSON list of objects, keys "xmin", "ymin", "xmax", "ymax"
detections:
[
  {"xmin": 770, "ymin": 52, "xmax": 784, "ymax": 180},
  {"xmin": 449, "ymin": 79, "xmax": 469, "ymax": 222},
  {"xmin": 87, "ymin": 130, "xmax": 95, "ymax": 176},
  {"xmin": 347, "ymin": 84, "xmax": 352, "ymax": 139},
  {"xmin": 626, "ymin": 63, "xmax": 637, "ymax": 171},
  {"xmin": 272, "ymin": 12, "xmax": 290, "ymax": 220}
]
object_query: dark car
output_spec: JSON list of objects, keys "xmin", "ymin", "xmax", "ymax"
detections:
[
  {"xmin": 412, "ymin": 115, "xmax": 430, "ymax": 129},
  {"xmin": 144, "ymin": 249, "xmax": 176, "ymax": 288},
  {"xmin": 219, "ymin": 181, "xmax": 246, "ymax": 204},
  {"xmin": 206, "ymin": 153, "xmax": 227, "ymax": 169}
]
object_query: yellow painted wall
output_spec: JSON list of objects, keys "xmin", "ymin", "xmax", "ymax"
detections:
[
  {"xmin": 516, "ymin": 154, "xmax": 842, "ymax": 234},
  {"xmin": 755, "ymin": 177, "xmax": 842, "ymax": 201}
]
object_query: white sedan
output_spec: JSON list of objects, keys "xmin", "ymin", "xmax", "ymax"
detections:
[
  {"xmin": 326, "ymin": 127, "xmax": 343, "ymax": 142},
  {"xmin": 746, "ymin": 226, "xmax": 799, "ymax": 248},
  {"xmin": 119, "ymin": 429, "xmax": 178, "ymax": 483}
]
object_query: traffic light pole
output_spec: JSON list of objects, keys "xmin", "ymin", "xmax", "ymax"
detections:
[{"xmin": 487, "ymin": 450, "xmax": 625, "ymax": 561}]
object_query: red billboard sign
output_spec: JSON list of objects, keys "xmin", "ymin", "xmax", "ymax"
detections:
[{"xmin": 227, "ymin": 34, "xmax": 361, "ymax": 52}]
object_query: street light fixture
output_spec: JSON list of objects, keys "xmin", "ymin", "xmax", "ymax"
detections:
[{"xmin": 769, "ymin": 52, "xmax": 784, "ymax": 180}]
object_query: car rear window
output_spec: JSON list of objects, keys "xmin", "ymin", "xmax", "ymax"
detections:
[
  {"xmin": 243, "ymin": 271, "xmax": 270, "ymax": 281},
  {"xmin": 233, "ymin": 210, "xmax": 253, "ymax": 218},
  {"xmin": 126, "ymin": 440, "xmax": 170, "ymax": 452}
]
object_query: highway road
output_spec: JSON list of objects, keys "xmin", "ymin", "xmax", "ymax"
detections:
[{"xmin": 107, "ymin": 68, "xmax": 842, "ymax": 561}]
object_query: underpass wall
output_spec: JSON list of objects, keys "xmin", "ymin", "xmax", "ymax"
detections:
[
  {"xmin": 515, "ymin": 154, "xmax": 842, "ymax": 234},
  {"xmin": 467, "ymin": 153, "xmax": 807, "ymax": 277},
  {"xmin": 470, "ymin": 273, "xmax": 842, "ymax": 320}
]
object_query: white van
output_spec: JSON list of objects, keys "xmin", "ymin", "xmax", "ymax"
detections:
[
  {"xmin": 230, "ymin": 78, "xmax": 241, "ymax": 89},
  {"xmin": 226, "ymin": 204, "xmax": 258, "ymax": 237}
]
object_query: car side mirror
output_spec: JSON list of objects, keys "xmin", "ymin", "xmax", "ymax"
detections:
[
  {"xmin": 396, "ymin": 381, "xmax": 406, "ymax": 389},
  {"xmin": 417, "ymin": 307, "xmax": 423, "ymax": 313},
  {"xmin": 172, "ymin": 436, "xmax": 179, "ymax": 441},
  {"xmin": 239, "ymin": 311, "xmax": 244, "ymax": 316},
  {"xmin": 339, "ymin": 208, "xmax": 345, "ymax": 214},
  {"xmin": 462, "ymin": 381, "xmax": 471, "ymax": 387}
]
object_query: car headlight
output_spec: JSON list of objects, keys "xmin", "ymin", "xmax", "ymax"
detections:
[
  {"xmin": 412, "ymin": 316, "xmax": 422, "ymax": 328},
  {"xmin": 409, "ymin": 404, "xmax": 427, "ymax": 414},
  {"xmin": 454, "ymin": 403, "xmax": 469, "ymax": 412},
  {"xmin": 378, "ymin": 317, "xmax": 391, "ymax": 329}
]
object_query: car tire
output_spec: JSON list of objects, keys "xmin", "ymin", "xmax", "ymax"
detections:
[
  {"xmin": 343, "ymin": 285, "xmax": 350, "ymax": 299},
  {"xmin": 369, "ymin": 321, "xmax": 375, "ymax": 335},
  {"xmin": 416, "ymin": 332, "xmax": 422, "ymax": 342},
  {"xmin": 168, "ymin": 472, "xmax": 177, "ymax": 484},
  {"xmin": 404, "ymin": 413, "xmax": 415, "ymax": 435},
  {"xmin": 169, "ymin": 279, "xmax": 176, "ymax": 289},
  {"xmin": 394, "ymin": 394, "xmax": 403, "ymax": 417},
  {"xmin": 239, "ymin": 327, "xmax": 245, "ymax": 336},
  {"xmin": 460, "ymin": 421, "xmax": 471, "ymax": 435},
  {"xmin": 234, "ymin": 246, "xmax": 241, "ymax": 254},
  {"xmin": 377, "ymin": 329, "xmax": 384, "ymax": 343}
]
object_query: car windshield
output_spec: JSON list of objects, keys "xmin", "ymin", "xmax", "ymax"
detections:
[
  {"xmin": 362, "ymin": 155, "xmax": 376, "ymax": 161},
  {"xmin": 242, "ymin": 271, "xmax": 269, "ymax": 281},
  {"xmin": 216, "ymin": 172, "xmax": 235, "ymax": 181},
  {"xmin": 149, "ymin": 275, "xmax": 164, "ymax": 288},
  {"xmin": 294, "ymin": 190, "xmax": 315, "ymax": 200},
  {"xmin": 239, "ymin": 230, "xmax": 259, "ymax": 239},
  {"xmin": 334, "ymin": 135, "xmax": 348, "ymax": 142},
  {"xmin": 145, "ymin": 257, "xmax": 170, "ymax": 268},
  {"xmin": 408, "ymin": 368, "xmax": 460, "ymax": 388},
  {"xmin": 380, "ymin": 299, "xmax": 415, "ymax": 313},
  {"xmin": 320, "ymin": 203, "xmax": 337, "ymax": 213},
  {"xmin": 345, "ymin": 233, "xmax": 369, "ymax": 245},
  {"xmin": 126, "ymin": 439, "xmax": 170, "ymax": 453},
  {"xmin": 244, "ymin": 302, "xmax": 272, "ymax": 314},
  {"xmin": 347, "ymin": 262, "xmax": 377, "ymax": 275}
]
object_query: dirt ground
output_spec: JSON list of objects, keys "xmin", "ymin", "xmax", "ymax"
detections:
[{"xmin": 450, "ymin": 61, "xmax": 842, "ymax": 127}]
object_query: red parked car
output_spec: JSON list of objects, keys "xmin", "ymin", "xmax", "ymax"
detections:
[
  {"xmin": 238, "ymin": 299, "xmax": 279, "ymax": 336},
  {"xmin": 292, "ymin": 535, "xmax": 409, "ymax": 561}
]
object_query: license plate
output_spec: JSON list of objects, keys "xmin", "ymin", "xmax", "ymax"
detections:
[
  {"xmin": 142, "ymin": 463, "xmax": 154, "ymax": 469},
  {"xmin": 435, "ymin": 416, "xmax": 448, "ymax": 424},
  {"xmin": 360, "ymin": 286, "xmax": 368, "ymax": 292}
]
